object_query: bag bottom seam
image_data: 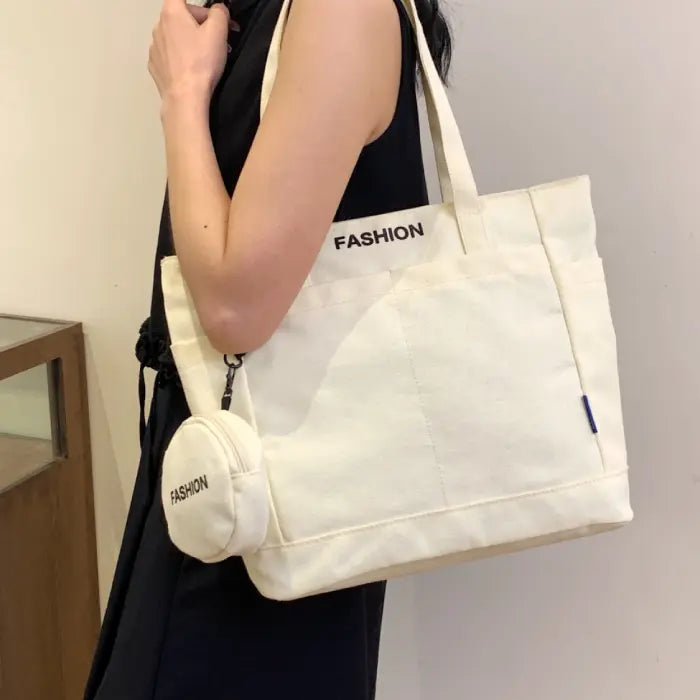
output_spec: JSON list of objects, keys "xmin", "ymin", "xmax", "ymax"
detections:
[{"xmin": 259, "ymin": 468, "xmax": 629, "ymax": 551}]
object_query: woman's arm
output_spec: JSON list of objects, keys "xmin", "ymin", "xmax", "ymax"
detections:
[{"xmin": 149, "ymin": 0, "xmax": 402, "ymax": 354}]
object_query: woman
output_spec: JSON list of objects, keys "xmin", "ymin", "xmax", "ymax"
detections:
[{"xmin": 85, "ymin": 0, "xmax": 452, "ymax": 698}]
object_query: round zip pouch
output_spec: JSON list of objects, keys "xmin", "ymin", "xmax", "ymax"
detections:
[{"xmin": 161, "ymin": 410, "xmax": 268, "ymax": 563}]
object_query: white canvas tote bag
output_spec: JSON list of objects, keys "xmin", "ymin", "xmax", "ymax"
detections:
[{"xmin": 160, "ymin": 0, "xmax": 633, "ymax": 601}]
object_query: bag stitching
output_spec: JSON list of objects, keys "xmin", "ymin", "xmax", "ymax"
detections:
[
  {"xmin": 527, "ymin": 189, "xmax": 607, "ymax": 474},
  {"xmin": 258, "ymin": 469, "xmax": 629, "ymax": 551},
  {"xmin": 205, "ymin": 415, "xmax": 281, "ymax": 554},
  {"xmin": 261, "ymin": 471, "xmax": 287, "ymax": 546},
  {"xmin": 289, "ymin": 262, "xmax": 544, "ymax": 315},
  {"xmin": 390, "ymin": 288, "xmax": 443, "ymax": 504},
  {"xmin": 199, "ymin": 419, "xmax": 239, "ymax": 560}
]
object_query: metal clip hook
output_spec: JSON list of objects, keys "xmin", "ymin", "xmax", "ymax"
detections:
[{"xmin": 221, "ymin": 354, "xmax": 244, "ymax": 411}]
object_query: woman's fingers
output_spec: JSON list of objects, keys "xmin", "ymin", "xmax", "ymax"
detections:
[
  {"xmin": 186, "ymin": 3, "xmax": 240, "ymax": 30},
  {"xmin": 186, "ymin": 4, "xmax": 209, "ymax": 24}
]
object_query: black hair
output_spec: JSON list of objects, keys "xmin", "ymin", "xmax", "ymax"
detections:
[
  {"xmin": 209, "ymin": 0, "xmax": 453, "ymax": 82},
  {"xmin": 415, "ymin": 0, "xmax": 453, "ymax": 83}
]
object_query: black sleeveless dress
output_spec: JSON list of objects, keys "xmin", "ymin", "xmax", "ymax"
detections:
[{"xmin": 85, "ymin": 2, "xmax": 429, "ymax": 698}]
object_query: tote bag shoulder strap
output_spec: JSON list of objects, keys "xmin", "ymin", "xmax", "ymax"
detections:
[{"xmin": 260, "ymin": 0, "xmax": 488, "ymax": 252}]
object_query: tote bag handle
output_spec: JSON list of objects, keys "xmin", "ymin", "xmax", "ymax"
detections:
[{"xmin": 260, "ymin": 0, "xmax": 488, "ymax": 252}]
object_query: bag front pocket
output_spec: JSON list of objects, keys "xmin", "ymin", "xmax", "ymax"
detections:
[
  {"xmin": 555, "ymin": 257, "xmax": 628, "ymax": 472},
  {"xmin": 393, "ymin": 253, "xmax": 604, "ymax": 508},
  {"xmin": 245, "ymin": 271, "xmax": 447, "ymax": 542}
]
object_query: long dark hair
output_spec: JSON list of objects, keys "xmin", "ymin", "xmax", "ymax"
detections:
[
  {"xmin": 415, "ymin": 0, "xmax": 453, "ymax": 82},
  {"xmin": 211, "ymin": 1, "xmax": 453, "ymax": 81}
]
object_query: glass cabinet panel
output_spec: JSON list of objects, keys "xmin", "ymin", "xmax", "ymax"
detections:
[{"xmin": 0, "ymin": 317, "xmax": 67, "ymax": 493}]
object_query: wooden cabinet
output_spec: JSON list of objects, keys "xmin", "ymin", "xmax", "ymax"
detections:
[{"xmin": 0, "ymin": 316, "xmax": 100, "ymax": 700}]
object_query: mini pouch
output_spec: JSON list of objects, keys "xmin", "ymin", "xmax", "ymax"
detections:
[{"xmin": 161, "ymin": 409, "xmax": 268, "ymax": 563}]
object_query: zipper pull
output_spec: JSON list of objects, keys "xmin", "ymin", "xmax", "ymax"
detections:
[{"xmin": 221, "ymin": 354, "xmax": 244, "ymax": 411}]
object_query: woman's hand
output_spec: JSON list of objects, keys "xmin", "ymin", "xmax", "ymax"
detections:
[
  {"xmin": 148, "ymin": 0, "xmax": 235, "ymax": 109},
  {"xmin": 186, "ymin": 3, "xmax": 241, "ymax": 29}
]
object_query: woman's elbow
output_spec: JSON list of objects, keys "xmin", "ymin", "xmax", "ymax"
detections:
[{"xmin": 199, "ymin": 302, "xmax": 275, "ymax": 356}]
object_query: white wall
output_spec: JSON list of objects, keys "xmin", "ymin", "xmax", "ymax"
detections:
[{"xmin": 1, "ymin": 1, "xmax": 697, "ymax": 698}]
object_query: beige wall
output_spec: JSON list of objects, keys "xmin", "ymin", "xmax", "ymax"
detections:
[
  {"xmin": 1, "ymin": 0, "xmax": 166, "ymax": 594},
  {"xmin": 1, "ymin": 0, "xmax": 697, "ymax": 698}
]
